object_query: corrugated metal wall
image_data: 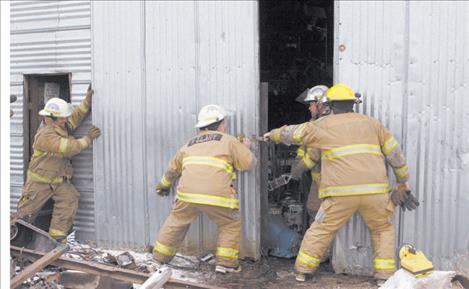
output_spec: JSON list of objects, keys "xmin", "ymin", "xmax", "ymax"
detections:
[
  {"xmin": 10, "ymin": 0, "xmax": 95, "ymax": 241},
  {"xmin": 92, "ymin": 1, "xmax": 261, "ymax": 257},
  {"xmin": 333, "ymin": 0, "xmax": 469, "ymax": 274}
]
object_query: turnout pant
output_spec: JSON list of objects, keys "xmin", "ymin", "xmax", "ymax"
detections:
[
  {"xmin": 153, "ymin": 200, "xmax": 241, "ymax": 267},
  {"xmin": 17, "ymin": 180, "xmax": 80, "ymax": 240},
  {"xmin": 306, "ymin": 181, "xmax": 321, "ymax": 217},
  {"xmin": 295, "ymin": 193, "xmax": 396, "ymax": 279}
]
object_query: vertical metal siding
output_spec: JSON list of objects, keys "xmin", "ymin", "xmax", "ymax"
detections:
[
  {"xmin": 92, "ymin": 1, "xmax": 260, "ymax": 256},
  {"xmin": 333, "ymin": 0, "xmax": 469, "ymax": 274},
  {"xmin": 92, "ymin": 1, "xmax": 148, "ymax": 249},
  {"xmin": 10, "ymin": 0, "xmax": 95, "ymax": 241},
  {"xmin": 404, "ymin": 0, "xmax": 469, "ymax": 272},
  {"xmin": 144, "ymin": 1, "xmax": 200, "ymax": 253}
]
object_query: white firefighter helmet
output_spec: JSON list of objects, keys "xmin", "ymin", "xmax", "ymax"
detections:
[
  {"xmin": 195, "ymin": 104, "xmax": 227, "ymax": 128},
  {"xmin": 304, "ymin": 85, "xmax": 329, "ymax": 103},
  {"xmin": 39, "ymin": 98, "xmax": 73, "ymax": 118}
]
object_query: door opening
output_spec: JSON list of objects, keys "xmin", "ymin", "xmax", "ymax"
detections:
[
  {"xmin": 23, "ymin": 73, "xmax": 71, "ymax": 231},
  {"xmin": 259, "ymin": 0, "xmax": 334, "ymax": 258}
]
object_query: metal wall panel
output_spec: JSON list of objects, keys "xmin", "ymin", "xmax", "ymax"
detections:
[
  {"xmin": 403, "ymin": 0, "xmax": 469, "ymax": 273},
  {"xmin": 333, "ymin": 0, "xmax": 469, "ymax": 274},
  {"xmin": 92, "ymin": 1, "xmax": 261, "ymax": 257},
  {"xmin": 92, "ymin": 1, "xmax": 148, "ymax": 249},
  {"xmin": 10, "ymin": 0, "xmax": 95, "ymax": 241}
]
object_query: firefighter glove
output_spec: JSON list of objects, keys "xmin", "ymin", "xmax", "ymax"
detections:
[
  {"xmin": 290, "ymin": 163, "xmax": 305, "ymax": 180},
  {"xmin": 86, "ymin": 84, "xmax": 94, "ymax": 100},
  {"xmin": 402, "ymin": 191, "xmax": 419, "ymax": 211},
  {"xmin": 391, "ymin": 183, "xmax": 419, "ymax": 211},
  {"xmin": 156, "ymin": 188, "xmax": 170, "ymax": 197},
  {"xmin": 86, "ymin": 126, "xmax": 101, "ymax": 140}
]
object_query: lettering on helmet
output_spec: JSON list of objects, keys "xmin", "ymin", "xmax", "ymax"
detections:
[{"xmin": 188, "ymin": 133, "xmax": 223, "ymax": 147}]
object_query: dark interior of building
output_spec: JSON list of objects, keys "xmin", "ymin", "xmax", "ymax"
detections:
[
  {"xmin": 259, "ymin": 0, "xmax": 334, "ymax": 258},
  {"xmin": 260, "ymin": 0, "xmax": 333, "ymax": 130}
]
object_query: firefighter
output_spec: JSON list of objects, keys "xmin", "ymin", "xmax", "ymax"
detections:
[
  {"xmin": 153, "ymin": 104, "xmax": 254, "ymax": 274},
  {"xmin": 17, "ymin": 85, "xmax": 101, "ymax": 242},
  {"xmin": 264, "ymin": 84, "xmax": 418, "ymax": 283},
  {"xmin": 290, "ymin": 85, "xmax": 328, "ymax": 220}
]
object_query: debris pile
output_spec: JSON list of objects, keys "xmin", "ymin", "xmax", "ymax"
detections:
[{"xmin": 11, "ymin": 224, "xmax": 219, "ymax": 289}]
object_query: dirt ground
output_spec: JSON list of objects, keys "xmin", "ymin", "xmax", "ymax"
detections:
[{"xmin": 187, "ymin": 257, "xmax": 378, "ymax": 289}]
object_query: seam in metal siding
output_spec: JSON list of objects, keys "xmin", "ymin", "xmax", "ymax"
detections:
[
  {"xmin": 333, "ymin": 0, "xmax": 469, "ymax": 274},
  {"xmin": 92, "ymin": 1, "xmax": 260, "ymax": 257},
  {"xmin": 10, "ymin": 0, "xmax": 95, "ymax": 241}
]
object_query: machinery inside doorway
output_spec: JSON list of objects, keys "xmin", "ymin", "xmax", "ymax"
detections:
[{"xmin": 259, "ymin": 0, "xmax": 334, "ymax": 258}]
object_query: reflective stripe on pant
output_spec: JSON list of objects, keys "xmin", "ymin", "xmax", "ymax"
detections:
[
  {"xmin": 153, "ymin": 200, "xmax": 241, "ymax": 267},
  {"xmin": 17, "ymin": 181, "xmax": 80, "ymax": 238},
  {"xmin": 295, "ymin": 193, "xmax": 396, "ymax": 278}
]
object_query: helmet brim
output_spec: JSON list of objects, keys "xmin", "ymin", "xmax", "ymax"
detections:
[
  {"xmin": 38, "ymin": 109, "xmax": 51, "ymax": 116},
  {"xmin": 295, "ymin": 88, "xmax": 309, "ymax": 105},
  {"xmin": 38, "ymin": 109, "xmax": 73, "ymax": 118},
  {"xmin": 195, "ymin": 117, "xmax": 224, "ymax": 128}
]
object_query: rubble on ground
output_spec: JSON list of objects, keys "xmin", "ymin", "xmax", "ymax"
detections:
[{"xmin": 13, "ymin": 232, "xmax": 468, "ymax": 288}]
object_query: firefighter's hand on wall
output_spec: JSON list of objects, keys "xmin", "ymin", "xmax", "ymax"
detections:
[
  {"xmin": 156, "ymin": 188, "xmax": 170, "ymax": 197},
  {"xmin": 86, "ymin": 126, "xmax": 101, "ymax": 140},
  {"xmin": 86, "ymin": 84, "xmax": 94, "ymax": 103},
  {"xmin": 263, "ymin": 132, "xmax": 272, "ymax": 142},
  {"xmin": 10, "ymin": 94, "xmax": 17, "ymax": 118},
  {"xmin": 242, "ymin": 137, "xmax": 252, "ymax": 149}
]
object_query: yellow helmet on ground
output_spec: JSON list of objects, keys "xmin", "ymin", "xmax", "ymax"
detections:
[{"xmin": 325, "ymin": 84, "xmax": 357, "ymax": 102}]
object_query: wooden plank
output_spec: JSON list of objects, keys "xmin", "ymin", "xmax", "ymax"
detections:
[{"xmin": 11, "ymin": 244, "xmax": 69, "ymax": 289}]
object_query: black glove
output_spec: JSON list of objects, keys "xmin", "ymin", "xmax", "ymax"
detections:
[
  {"xmin": 402, "ymin": 191, "xmax": 419, "ymax": 211},
  {"xmin": 156, "ymin": 188, "xmax": 170, "ymax": 197}
]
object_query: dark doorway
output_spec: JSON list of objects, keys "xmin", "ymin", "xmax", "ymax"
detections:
[
  {"xmin": 23, "ymin": 73, "xmax": 71, "ymax": 171},
  {"xmin": 22, "ymin": 73, "xmax": 71, "ymax": 231},
  {"xmin": 259, "ymin": 0, "xmax": 334, "ymax": 258}
]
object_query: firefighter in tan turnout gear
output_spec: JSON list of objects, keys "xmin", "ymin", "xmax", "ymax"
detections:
[
  {"xmin": 264, "ymin": 84, "xmax": 419, "ymax": 283},
  {"xmin": 291, "ymin": 85, "xmax": 328, "ymax": 220},
  {"xmin": 153, "ymin": 104, "xmax": 254, "ymax": 274},
  {"xmin": 17, "ymin": 85, "xmax": 101, "ymax": 242}
]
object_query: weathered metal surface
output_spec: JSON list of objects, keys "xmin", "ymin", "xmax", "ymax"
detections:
[
  {"xmin": 11, "ymin": 246, "xmax": 225, "ymax": 289},
  {"xmin": 60, "ymin": 271, "xmax": 100, "ymax": 289},
  {"xmin": 333, "ymin": 0, "xmax": 469, "ymax": 275},
  {"xmin": 10, "ymin": 0, "xmax": 95, "ymax": 242},
  {"xmin": 92, "ymin": 1, "xmax": 261, "ymax": 257}
]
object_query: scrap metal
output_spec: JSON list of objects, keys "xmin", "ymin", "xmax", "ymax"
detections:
[
  {"xmin": 11, "ymin": 244, "xmax": 69, "ymax": 289},
  {"xmin": 11, "ymin": 246, "xmax": 225, "ymax": 289}
]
